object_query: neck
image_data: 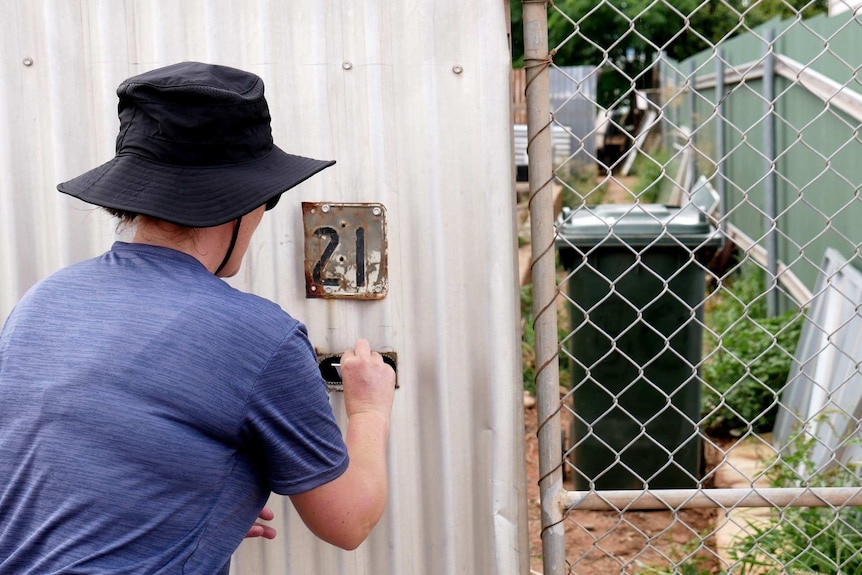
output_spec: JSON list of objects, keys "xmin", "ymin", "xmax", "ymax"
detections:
[{"xmin": 132, "ymin": 217, "xmax": 233, "ymax": 274}]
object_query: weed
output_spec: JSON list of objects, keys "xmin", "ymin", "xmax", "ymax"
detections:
[
  {"xmin": 634, "ymin": 533, "xmax": 717, "ymax": 574},
  {"xmin": 701, "ymin": 264, "xmax": 803, "ymax": 435},
  {"xmin": 557, "ymin": 164, "xmax": 608, "ymax": 207},
  {"xmin": 635, "ymin": 430, "xmax": 862, "ymax": 575},
  {"xmin": 630, "ymin": 148, "xmax": 674, "ymax": 204},
  {"xmin": 521, "ymin": 284, "xmax": 537, "ymax": 396},
  {"xmin": 726, "ymin": 430, "xmax": 862, "ymax": 574},
  {"xmin": 520, "ymin": 281, "xmax": 572, "ymax": 396}
]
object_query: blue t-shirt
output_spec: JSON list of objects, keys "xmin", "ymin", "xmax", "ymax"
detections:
[{"xmin": 0, "ymin": 242, "xmax": 348, "ymax": 574}]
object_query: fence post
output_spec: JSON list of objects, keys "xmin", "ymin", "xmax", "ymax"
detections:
[
  {"xmin": 764, "ymin": 28, "xmax": 778, "ymax": 317},
  {"xmin": 522, "ymin": 1, "xmax": 566, "ymax": 574}
]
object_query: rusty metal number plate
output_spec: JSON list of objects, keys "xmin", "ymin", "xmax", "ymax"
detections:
[{"xmin": 302, "ymin": 202, "xmax": 388, "ymax": 299}]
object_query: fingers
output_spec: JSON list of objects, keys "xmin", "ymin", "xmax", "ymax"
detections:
[
  {"xmin": 245, "ymin": 523, "xmax": 278, "ymax": 539},
  {"xmin": 339, "ymin": 338, "xmax": 396, "ymax": 420},
  {"xmin": 245, "ymin": 506, "xmax": 278, "ymax": 539},
  {"xmin": 343, "ymin": 338, "xmax": 371, "ymax": 359}
]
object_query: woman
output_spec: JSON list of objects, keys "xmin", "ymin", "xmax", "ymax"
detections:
[{"xmin": 0, "ymin": 62, "xmax": 395, "ymax": 574}]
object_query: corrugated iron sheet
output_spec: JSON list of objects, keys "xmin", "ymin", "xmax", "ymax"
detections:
[{"xmin": 0, "ymin": 1, "xmax": 527, "ymax": 574}]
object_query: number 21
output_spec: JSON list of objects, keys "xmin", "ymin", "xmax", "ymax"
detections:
[{"xmin": 312, "ymin": 226, "xmax": 366, "ymax": 287}]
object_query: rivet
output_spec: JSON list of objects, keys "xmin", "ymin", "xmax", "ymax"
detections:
[
  {"xmin": 373, "ymin": 285, "xmax": 383, "ymax": 293},
  {"xmin": 22, "ymin": 57, "xmax": 34, "ymax": 67},
  {"xmin": 321, "ymin": 204, "xmax": 331, "ymax": 213},
  {"xmin": 372, "ymin": 207, "xmax": 382, "ymax": 216},
  {"xmin": 324, "ymin": 286, "xmax": 333, "ymax": 294},
  {"xmin": 310, "ymin": 286, "xmax": 317, "ymax": 292},
  {"xmin": 452, "ymin": 65, "xmax": 463, "ymax": 74},
  {"xmin": 342, "ymin": 62, "xmax": 352, "ymax": 70}
]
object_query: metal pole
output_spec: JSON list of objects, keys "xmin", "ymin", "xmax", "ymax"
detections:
[
  {"xmin": 685, "ymin": 59, "xmax": 697, "ymax": 195},
  {"xmin": 688, "ymin": 60, "xmax": 697, "ymax": 149},
  {"xmin": 716, "ymin": 50, "xmax": 727, "ymax": 234},
  {"xmin": 563, "ymin": 486, "xmax": 862, "ymax": 511},
  {"xmin": 522, "ymin": 1, "xmax": 565, "ymax": 574},
  {"xmin": 657, "ymin": 51, "xmax": 667, "ymax": 151},
  {"xmin": 764, "ymin": 28, "xmax": 778, "ymax": 317}
]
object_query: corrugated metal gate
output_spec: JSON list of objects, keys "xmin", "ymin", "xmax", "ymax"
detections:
[
  {"xmin": 1, "ymin": 2, "xmax": 525, "ymax": 574},
  {"xmin": 522, "ymin": 1, "xmax": 862, "ymax": 573}
]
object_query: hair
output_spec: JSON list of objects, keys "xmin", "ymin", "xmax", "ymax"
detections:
[
  {"xmin": 103, "ymin": 207, "xmax": 140, "ymax": 234},
  {"xmin": 104, "ymin": 207, "xmax": 139, "ymax": 224},
  {"xmin": 103, "ymin": 208, "xmax": 199, "ymax": 244}
]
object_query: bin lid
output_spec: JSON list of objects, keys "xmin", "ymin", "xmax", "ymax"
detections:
[{"xmin": 555, "ymin": 203, "xmax": 722, "ymax": 249}]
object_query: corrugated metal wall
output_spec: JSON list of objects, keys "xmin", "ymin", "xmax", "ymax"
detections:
[
  {"xmin": 0, "ymin": 2, "xmax": 528, "ymax": 574},
  {"xmin": 549, "ymin": 65, "xmax": 597, "ymax": 168}
]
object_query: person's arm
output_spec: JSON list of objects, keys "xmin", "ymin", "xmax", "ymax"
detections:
[{"xmin": 289, "ymin": 338, "xmax": 395, "ymax": 550}]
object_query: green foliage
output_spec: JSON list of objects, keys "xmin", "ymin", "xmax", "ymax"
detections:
[
  {"xmin": 510, "ymin": 0, "xmax": 827, "ymax": 107},
  {"xmin": 702, "ymin": 265, "xmax": 804, "ymax": 435},
  {"xmin": 630, "ymin": 148, "xmax": 673, "ymax": 204},
  {"xmin": 558, "ymin": 164, "xmax": 607, "ymax": 207},
  {"xmin": 520, "ymin": 281, "xmax": 572, "ymax": 396},
  {"xmin": 521, "ymin": 284, "xmax": 537, "ymax": 395},
  {"xmin": 511, "ymin": 1, "xmax": 525, "ymax": 68},
  {"xmin": 636, "ymin": 431, "xmax": 862, "ymax": 575},
  {"xmin": 634, "ymin": 533, "xmax": 715, "ymax": 574},
  {"xmin": 727, "ymin": 431, "xmax": 862, "ymax": 574}
]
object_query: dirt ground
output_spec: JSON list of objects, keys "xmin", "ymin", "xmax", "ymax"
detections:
[{"xmin": 523, "ymin": 402, "xmax": 719, "ymax": 574}]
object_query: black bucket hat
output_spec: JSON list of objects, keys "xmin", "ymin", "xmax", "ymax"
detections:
[{"xmin": 57, "ymin": 62, "xmax": 335, "ymax": 227}]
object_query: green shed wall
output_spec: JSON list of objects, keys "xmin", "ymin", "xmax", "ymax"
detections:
[{"xmin": 662, "ymin": 13, "xmax": 862, "ymax": 294}]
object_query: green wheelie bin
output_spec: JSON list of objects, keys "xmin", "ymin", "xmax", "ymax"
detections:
[{"xmin": 556, "ymin": 203, "xmax": 721, "ymax": 490}]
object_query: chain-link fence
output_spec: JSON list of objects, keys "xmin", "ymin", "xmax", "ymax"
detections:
[{"xmin": 521, "ymin": 1, "xmax": 862, "ymax": 573}]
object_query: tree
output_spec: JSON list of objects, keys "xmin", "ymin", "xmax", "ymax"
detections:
[{"xmin": 511, "ymin": 0, "xmax": 827, "ymax": 108}]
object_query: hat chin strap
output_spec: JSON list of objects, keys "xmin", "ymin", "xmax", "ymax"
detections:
[{"xmin": 215, "ymin": 216, "xmax": 242, "ymax": 276}]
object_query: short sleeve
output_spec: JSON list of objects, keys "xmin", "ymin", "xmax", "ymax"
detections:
[{"xmin": 241, "ymin": 323, "xmax": 348, "ymax": 495}]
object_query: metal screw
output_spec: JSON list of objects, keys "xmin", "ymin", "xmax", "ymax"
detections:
[
  {"xmin": 321, "ymin": 204, "xmax": 330, "ymax": 213},
  {"xmin": 372, "ymin": 207, "xmax": 382, "ymax": 216},
  {"xmin": 310, "ymin": 286, "xmax": 317, "ymax": 292},
  {"xmin": 343, "ymin": 62, "xmax": 352, "ymax": 70},
  {"xmin": 22, "ymin": 58, "xmax": 33, "ymax": 67},
  {"xmin": 452, "ymin": 65, "xmax": 463, "ymax": 74},
  {"xmin": 373, "ymin": 285, "xmax": 383, "ymax": 293},
  {"xmin": 324, "ymin": 286, "xmax": 333, "ymax": 294}
]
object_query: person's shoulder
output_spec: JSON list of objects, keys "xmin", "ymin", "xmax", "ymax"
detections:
[
  {"xmin": 16, "ymin": 252, "xmax": 105, "ymax": 299},
  {"xmin": 210, "ymin": 284, "xmax": 302, "ymax": 334},
  {"xmin": 220, "ymin": 286, "xmax": 286, "ymax": 317}
]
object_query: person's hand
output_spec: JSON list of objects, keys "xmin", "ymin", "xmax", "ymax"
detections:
[
  {"xmin": 245, "ymin": 506, "xmax": 277, "ymax": 540},
  {"xmin": 339, "ymin": 339, "xmax": 396, "ymax": 423}
]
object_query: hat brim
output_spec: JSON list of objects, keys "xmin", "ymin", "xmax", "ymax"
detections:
[{"xmin": 57, "ymin": 147, "xmax": 335, "ymax": 227}]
